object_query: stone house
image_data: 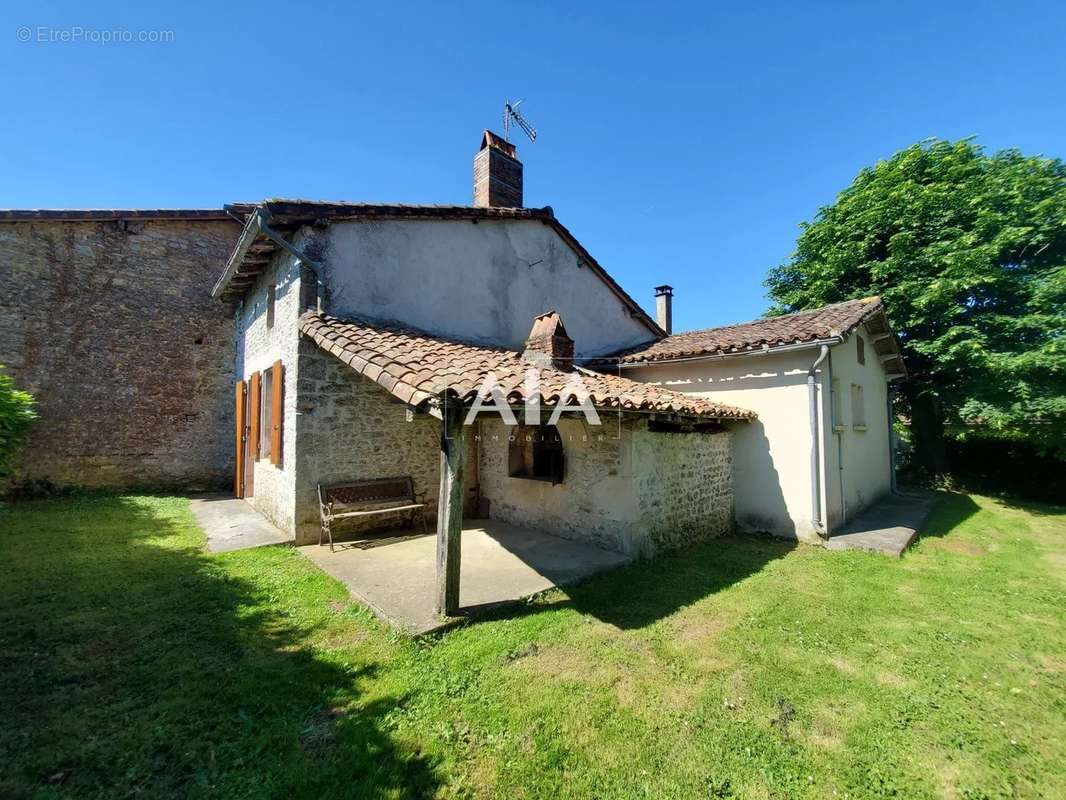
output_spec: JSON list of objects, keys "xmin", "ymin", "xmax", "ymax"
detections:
[
  {"xmin": 1, "ymin": 129, "xmax": 904, "ymax": 612},
  {"xmin": 215, "ymin": 184, "xmax": 753, "ymax": 573}
]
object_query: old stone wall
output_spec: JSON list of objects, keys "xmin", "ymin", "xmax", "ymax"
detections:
[
  {"xmin": 631, "ymin": 425, "xmax": 734, "ymax": 551},
  {"xmin": 0, "ymin": 218, "xmax": 241, "ymax": 489},
  {"xmin": 478, "ymin": 416, "xmax": 639, "ymax": 553},
  {"xmin": 477, "ymin": 416, "xmax": 734, "ymax": 556},
  {"xmin": 291, "ymin": 343, "xmax": 471, "ymax": 546}
]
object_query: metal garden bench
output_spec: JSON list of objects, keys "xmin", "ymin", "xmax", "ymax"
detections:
[{"xmin": 317, "ymin": 476, "xmax": 428, "ymax": 552}]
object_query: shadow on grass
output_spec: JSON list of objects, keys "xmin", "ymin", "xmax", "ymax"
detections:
[
  {"xmin": 917, "ymin": 492, "xmax": 981, "ymax": 539},
  {"xmin": 0, "ymin": 495, "xmax": 438, "ymax": 799},
  {"xmin": 465, "ymin": 533, "xmax": 797, "ymax": 631}
]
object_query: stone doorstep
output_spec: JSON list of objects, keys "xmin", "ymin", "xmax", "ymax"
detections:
[
  {"xmin": 190, "ymin": 494, "xmax": 294, "ymax": 553},
  {"xmin": 825, "ymin": 491, "xmax": 937, "ymax": 558}
]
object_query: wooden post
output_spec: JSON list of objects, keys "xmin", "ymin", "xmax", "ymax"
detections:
[{"xmin": 435, "ymin": 398, "xmax": 466, "ymax": 616}]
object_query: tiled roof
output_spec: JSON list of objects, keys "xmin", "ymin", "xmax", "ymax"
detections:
[
  {"xmin": 605, "ymin": 297, "xmax": 901, "ymax": 367},
  {"xmin": 299, "ymin": 312, "xmax": 755, "ymax": 421}
]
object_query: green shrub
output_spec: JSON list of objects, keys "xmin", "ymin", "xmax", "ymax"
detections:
[{"xmin": 0, "ymin": 365, "xmax": 36, "ymax": 477}]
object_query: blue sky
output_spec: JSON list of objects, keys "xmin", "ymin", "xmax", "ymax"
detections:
[{"xmin": 2, "ymin": 1, "xmax": 1064, "ymax": 330}]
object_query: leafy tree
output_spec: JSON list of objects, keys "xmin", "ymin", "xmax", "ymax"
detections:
[
  {"xmin": 766, "ymin": 139, "xmax": 1066, "ymax": 474},
  {"xmin": 0, "ymin": 365, "xmax": 36, "ymax": 478}
]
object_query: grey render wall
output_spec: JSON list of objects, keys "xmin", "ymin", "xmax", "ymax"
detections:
[
  {"xmin": 323, "ymin": 219, "xmax": 657, "ymax": 357},
  {"xmin": 477, "ymin": 416, "xmax": 734, "ymax": 557},
  {"xmin": 0, "ymin": 218, "xmax": 241, "ymax": 489}
]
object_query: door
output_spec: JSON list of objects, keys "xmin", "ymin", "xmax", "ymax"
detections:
[{"xmin": 234, "ymin": 379, "xmax": 247, "ymax": 498}]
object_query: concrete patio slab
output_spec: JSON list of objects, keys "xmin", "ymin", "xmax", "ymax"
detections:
[
  {"xmin": 826, "ymin": 491, "xmax": 937, "ymax": 557},
  {"xmin": 298, "ymin": 519, "xmax": 631, "ymax": 635},
  {"xmin": 190, "ymin": 494, "xmax": 293, "ymax": 552}
]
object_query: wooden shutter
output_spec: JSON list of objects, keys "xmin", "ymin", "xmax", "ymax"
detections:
[
  {"xmin": 248, "ymin": 371, "xmax": 261, "ymax": 461},
  {"xmin": 234, "ymin": 379, "xmax": 247, "ymax": 498},
  {"xmin": 270, "ymin": 360, "xmax": 284, "ymax": 466}
]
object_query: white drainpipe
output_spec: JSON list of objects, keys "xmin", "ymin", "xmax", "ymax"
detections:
[{"xmin": 808, "ymin": 344, "xmax": 830, "ymax": 535}]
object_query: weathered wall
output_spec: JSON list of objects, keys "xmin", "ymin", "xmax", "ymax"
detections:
[
  {"xmin": 291, "ymin": 343, "xmax": 448, "ymax": 546},
  {"xmin": 477, "ymin": 416, "xmax": 734, "ymax": 556},
  {"xmin": 236, "ymin": 248, "xmax": 304, "ymax": 534},
  {"xmin": 0, "ymin": 218, "xmax": 241, "ymax": 489},
  {"xmin": 323, "ymin": 219, "xmax": 657, "ymax": 357},
  {"xmin": 625, "ymin": 350, "xmax": 830, "ymax": 542},
  {"xmin": 625, "ymin": 339, "xmax": 893, "ymax": 541},
  {"xmin": 631, "ymin": 425, "xmax": 734, "ymax": 551}
]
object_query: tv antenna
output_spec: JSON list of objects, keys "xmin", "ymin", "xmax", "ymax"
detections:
[{"xmin": 503, "ymin": 100, "xmax": 537, "ymax": 143}]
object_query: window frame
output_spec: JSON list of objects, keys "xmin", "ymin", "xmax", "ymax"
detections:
[
  {"xmin": 508, "ymin": 424, "xmax": 565, "ymax": 485},
  {"xmin": 850, "ymin": 383, "xmax": 867, "ymax": 431},
  {"xmin": 260, "ymin": 367, "xmax": 273, "ymax": 458}
]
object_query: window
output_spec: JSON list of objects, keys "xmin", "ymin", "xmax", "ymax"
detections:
[
  {"xmin": 260, "ymin": 367, "xmax": 273, "ymax": 456},
  {"xmin": 851, "ymin": 383, "xmax": 866, "ymax": 430},
  {"xmin": 508, "ymin": 425, "xmax": 565, "ymax": 484},
  {"xmin": 831, "ymin": 378, "xmax": 844, "ymax": 430},
  {"xmin": 266, "ymin": 284, "xmax": 277, "ymax": 329},
  {"xmin": 856, "ymin": 334, "xmax": 865, "ymax": 365}
]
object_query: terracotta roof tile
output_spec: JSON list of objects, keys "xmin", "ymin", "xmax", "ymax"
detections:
[
  {"xmin": 604, "ymin": 297, "xmax": 899, "ymax": 365},
  {"xmin": 299, "ymin": 312, "xmax": 755, "ymax": 421}
]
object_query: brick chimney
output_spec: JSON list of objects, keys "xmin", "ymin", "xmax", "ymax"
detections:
[
  {"xmin": 522, "ymin": 311, "xmax": 574, "ymax": 370},
  {"xmin": 655, "ymin": 285, "xmax": 674, "ymax": 334},
  {"xmin": 474, "ymin": 130, "xmax": 522, "ymax": 207}
]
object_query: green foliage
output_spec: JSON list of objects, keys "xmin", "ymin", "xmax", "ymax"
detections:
[
  {"xmin": 766, "ymin": 139, "xmax": 1066, "ymax": 462},
  {"xmin": 0, "ymin": 365, "xmax": 36, "ymax": 477}
]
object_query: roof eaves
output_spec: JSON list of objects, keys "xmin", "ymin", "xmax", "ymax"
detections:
[{"xmin": 0, "ymin": 206, "xmax": 253, "ymax": 222}]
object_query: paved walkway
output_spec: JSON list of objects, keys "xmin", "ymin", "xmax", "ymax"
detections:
[
  {"xmin": 299, "ymin": 520, "xmax": 631, "ymax": 635},
  {"xmin": 826, "ymin": 491, "xmax": 937, "ymax": 557},
  {"xmin": 190, "ymin": 494, "xmax": 293, "ymax": 552}
]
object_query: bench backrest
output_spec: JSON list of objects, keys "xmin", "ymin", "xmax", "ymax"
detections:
[{"xmin": 319, "ymin": 476, "xmax": 415, "ymax": 507}]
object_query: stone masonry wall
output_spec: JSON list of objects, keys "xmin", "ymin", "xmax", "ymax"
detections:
[
  {"xmin": 292, "ymin": 342, "xmax": 447, "ymax": 546},
  {"xmin": 631, "ymin": 425, "xmax": 735, "ymax": 551},
  {"xmin": 478, "ymin": 416, "xmax": 640, "ymax": 553},
  {"xmin": 237, "ymin": 249, "xmax": 305, "ymax": 534},
  {"xmin": 0, "ymin": 218, "xmax": 241, "ymax": 489},
  {"xmin": 478, "ymin": 416, "xmax": 734, "ymax": 557}
]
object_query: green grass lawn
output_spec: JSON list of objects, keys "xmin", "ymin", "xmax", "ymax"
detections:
[{"xmin": 1, "ymin": 493, "xmax": 1064, "ymax": 799}]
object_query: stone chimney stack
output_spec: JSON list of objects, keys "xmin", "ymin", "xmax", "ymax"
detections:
[
  {"xmin": 474, "ymin": 130, "xmax": 523, "ymax": 208},
  {"xmin": 655, "ymin": 285, "xmax": 674, "ymax": 335},
  {"xmin": 522, "ymin": 311, "xmax": 574, "ymax": 371}
]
